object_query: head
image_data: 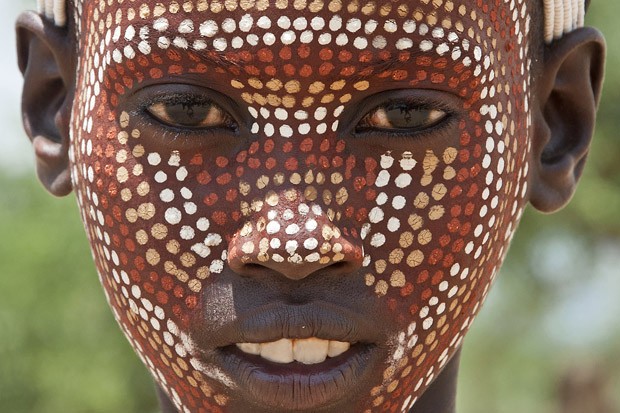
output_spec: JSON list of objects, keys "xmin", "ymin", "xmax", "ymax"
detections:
[{"xmin": 17, "ymin": 0, "xmax": 604, "ymax": 412}]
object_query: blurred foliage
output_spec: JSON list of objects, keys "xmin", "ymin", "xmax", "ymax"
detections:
[
  {"xmin": 1, "ymin": 1, "xmax": 619, "ymax": 413},
  {"xmin": 0, "ymin": 174, "xmax": 158, "ymax": 413}
]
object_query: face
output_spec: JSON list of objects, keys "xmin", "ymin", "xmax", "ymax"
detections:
[{"xmin": 69, "ymin": 0, "xmax": 533, "ymax": 411}]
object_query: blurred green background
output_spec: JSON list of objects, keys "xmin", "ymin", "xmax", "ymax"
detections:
[{"xmin": 1, "ymin": 1, "xmax": 618, "ymax": 412}]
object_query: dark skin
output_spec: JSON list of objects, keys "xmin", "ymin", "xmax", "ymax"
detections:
[{"xmin": 16, "ymin": 3, "xmax": 605, "ymax": 412}]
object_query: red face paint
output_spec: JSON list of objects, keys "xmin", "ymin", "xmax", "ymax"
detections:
[{"xmin": 70, "ymin": 1, "xmax": 534, "ymax": 411}]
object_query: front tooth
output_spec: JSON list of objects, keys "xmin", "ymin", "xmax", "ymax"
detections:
[
  {"xmin": 260, "ymin": 338, "xmax": 294, "ymax": 363},
  {"xmin": 327, "ymin": 340, "xmax": 350, "ymax": 358},
  {"xmin": 293, "ymin": 338, "xmax": 329, "ymax": 364},
  {"xmin": 236, "ymin": 342, "xmax": 261, "ymax": 355}
]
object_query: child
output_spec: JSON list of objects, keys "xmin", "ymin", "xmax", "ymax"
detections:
[{"xmin": 16, "ymin": 0, "xmax": 605, "ymax": 412}]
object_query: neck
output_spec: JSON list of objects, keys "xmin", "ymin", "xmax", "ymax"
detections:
[{"xmin": 408, "ymin": 348, "xmax": 461, "ymax": 413}]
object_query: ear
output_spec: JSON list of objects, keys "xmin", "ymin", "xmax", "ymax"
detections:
[
  {"xmin": 529, "ymin": 27, "xmax": 606, "ymax": 213},
  {"xmin": 16, "ymin": 11, "xmax": 75, "ymax": 197}
]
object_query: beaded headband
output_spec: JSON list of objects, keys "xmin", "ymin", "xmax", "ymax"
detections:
[{"xmin": 37, "ymin": 0, "xmax": 586, "ymax": 43}]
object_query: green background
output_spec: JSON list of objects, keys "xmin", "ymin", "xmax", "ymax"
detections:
[{"xmin": 1, "ymin": 2, "xmax": 619, "ymax": 412}]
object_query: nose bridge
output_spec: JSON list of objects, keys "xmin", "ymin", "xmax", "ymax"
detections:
[{"xmin": 227, "ymin": 186, "xmax": 363, "ymax": 280}]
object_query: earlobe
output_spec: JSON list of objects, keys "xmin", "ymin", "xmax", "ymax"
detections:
[
  {"xmin": 529, "ymin": 27, "xmax": 605, "ymax": 213},
  {"xmin": 16, "ymin": 11, "xmax": 75, "ymax": 197}
]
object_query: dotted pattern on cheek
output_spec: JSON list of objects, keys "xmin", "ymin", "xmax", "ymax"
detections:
[{"xmin": 68, "ymin": 1, "xmax": 534, "ymax": 412}]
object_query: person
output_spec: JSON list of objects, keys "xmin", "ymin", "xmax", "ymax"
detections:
[{"xmin": 15, "ymin": 0, "xmax": 605, "ymax": 412}]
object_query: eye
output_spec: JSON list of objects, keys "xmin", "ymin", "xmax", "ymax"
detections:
[
  {"xmin": 356, "ymin": 102, "xmax": 447, "ymax": 133},
  {"xmin": 147, "ymin": 97, "xmax": 237, "ymax": 130}
]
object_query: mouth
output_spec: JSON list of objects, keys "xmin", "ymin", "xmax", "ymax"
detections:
[{"xmin": 201, "ymin": 303, "xmax": 385, "ymax": 411}]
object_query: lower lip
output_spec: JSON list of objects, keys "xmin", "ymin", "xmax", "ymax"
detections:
[{"xmin": 215, "ymin": 343, "xmax": 380, "ymax": 411}]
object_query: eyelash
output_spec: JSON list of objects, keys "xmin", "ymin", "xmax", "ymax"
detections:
[
  {"xmin": 135, "ymin": 93, "xmax": 239, "ymax": 138},
  {"xmin": 353, "ymin": 97, "xmax": 454, "ymax": 139}
]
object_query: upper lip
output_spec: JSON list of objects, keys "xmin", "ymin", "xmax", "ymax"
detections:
[{"xmin": 202, "ymin": 301, "xmax": 385, "ymax": 349}]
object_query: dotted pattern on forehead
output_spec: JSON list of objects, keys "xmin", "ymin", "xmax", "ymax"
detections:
[
  {"xmin": 38, "ymin": 0, "xmax": 587, "ymax": 43},
  {"xmin": 62, "ymin": 1, "xmax": 536, "ymax": 412}
]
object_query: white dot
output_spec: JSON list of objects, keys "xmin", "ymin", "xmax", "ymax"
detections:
[
  {"xmin": 392, "ymin": 196, "xmax": 406, "ymax": 210},
  {"xmin": 213, "ymin": 38, "xmax": 227, "ymax": 51},
  {"xmin": 155, "ymin": 171, "xmax": 167, "ymax": 183},
  {"xmin": 239, "ymin": 14, "xmax": 253, "ymax": 32},
  {"xmin": 310, "ymin": 16, "xmax": 325, "ymax": 30},
  {"xmin": 178, "ymin": 19, "xmax": 194, "ymax": 34},
  {"xmin": 329, "ymin": 15, "xmax": 342, "ymax": 31},
  {"xmin": 153, "ymin": 18, "xmax": 169, "ymax": 32},
  {"xmin": 165, "ymin": 208, "xmax": 182, "ymax": 225},
  {"xmin": 403, "ymin": 20, "xmax": 416, "ymax": 33},
  {"xmin": 335, "ymin": 33, "xmax": 348, "ymax": 46},
  {"xmin": 197, "ymin": 218, "xmax": 210, "ymax": 231},
  {"xmin": 160, "ymin": 189, "xmax": 175, "ymax": 202},
  {"xmin": 304, "ymin": 238, "xmax": 318, "ymax": 250},
  {"xmin": 266, "ymin": 221, "xmax": 281, "ymax": 234},
  {"xmin": 387, "ymin": 217, "xmax": 401, "ymax": 232},
  {"xmin": 318, "ymin": 33, "xmax": 332, "ymax": 45},
  {"xmin": 257, "ymin": 16, "xmax": 271, "ymax": 29},
  {"xmin": 369, "ymin": 207, "xmax": 385, "ymax": 223},
  {"xmin": 232, "ymin": 37, "xmax": 244, "ymax": 49},
  {"xmin": 298, "ymin": 123, "xmax": 311, "ymax": 135},
  {"xmin": 263, "ymin": 32, "xmax": 276, "ymax": 46},
  {"xmin": 365, "ymin": 19, "xmax": 378, "ymax": 34},
  {"xmin": 300, "ymin": 30, "xmax": 314, "ymax": 43},
  {"xmin": 199, "ymin": 20, "xmax": 218, "ymax": 37},
  {"xmin": 280, "ymin": 125, "xmax": 293, "ymax": 138},
  {"xmin": 293, "ymin": 17, "xmax": 308, "ymax": 30},
  {"xmin": 346, "ymin": 18, "xmax": 362, "ymax": 32},
  {"xmin": 395, "ymin": 173, "xmax": 412, "ymax": 188},
  {"xmin": 180, "ymin": 226, "xmax": 195, "ymax": 240},
  {"xmin": 277, "ymin": 16, "xmax": 291, "ymax": 29},
  {"xmin": 375, "ymin": 171, "xmax": 390, "ymax": 187},
  {"xmin": 353, "ymin": 37, "xmax": 368, "ymax": 49},
  {"xmin": 384, "ymin": 20, "xmax": 397, "ymax": 33},
  {"xmin": 420, "ymin": 40, "xmax": 433, "ymax": 51},
  {"xmin": 372, "ymin": 36, "xmax": 387, "ymax": 49},
  {"xmin": 370, "ymin": 233, "xmax": 386, "ymax": 247},
  {"xmin": 281, "ymin": 31, "xmax": 296, "ymax": 44},
  {"xmin": 222, "ymin": 18, "xmax": 236, "ymax": 33}
]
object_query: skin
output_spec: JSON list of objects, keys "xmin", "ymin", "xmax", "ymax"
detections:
[{"xmin": 16, "ymin": 0, "xmax": 604, "ymax": 412}]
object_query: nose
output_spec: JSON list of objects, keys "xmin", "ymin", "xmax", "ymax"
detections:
[{"xmin": 227, "ymin": 194, "xmax": 363, "ymax": 281}]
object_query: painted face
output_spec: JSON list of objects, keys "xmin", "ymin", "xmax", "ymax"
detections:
[{"xmin": 69, "ymin": 0, "xmax": 533, "ymax": 411}]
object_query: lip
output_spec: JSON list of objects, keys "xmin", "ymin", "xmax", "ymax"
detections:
[
  {"xmin": 196, "ymin": 302, "xmax": 387, "ymax": 411},
  {"xmin": 217, "ymin": 342, "xmax": 379, "ymax": 411}
]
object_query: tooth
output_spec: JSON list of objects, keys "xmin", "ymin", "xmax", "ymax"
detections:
[
  {"xmin": 236, "ymin": 342, "xmax": 261, "ymax": 355},
  {"xmin": 327, "ymin": 340, "xmax": 350, "ymax": 358},
  {"xmin": 260, "ymin": 338, "xmax": 294, "ymax": 363},
  {"xmin": 293, "ymin": 338, "xmax": 329, "ymax": 364}
]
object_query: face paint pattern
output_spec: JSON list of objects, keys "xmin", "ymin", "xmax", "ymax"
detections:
[{"xmin": 69, "ymin": 0, "xmax": 533, "ymax": 412}]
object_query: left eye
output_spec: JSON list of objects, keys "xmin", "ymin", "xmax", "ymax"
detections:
[
  {"xmin": 147, "ymin": 99, "xmax": 236, "ymax": 129},
  {"xmin": 357, "ymin": 103, "xmax": 446, "ymax": 132}
]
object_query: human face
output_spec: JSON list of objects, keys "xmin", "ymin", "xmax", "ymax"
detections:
[{"xmin": 69, "ymin": 0, "xmax": 533, "ymax": 411}]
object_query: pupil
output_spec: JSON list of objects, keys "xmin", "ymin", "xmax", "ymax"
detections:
[
  {"xmin": 385, "ymin": 105, "xmax": 428, "ymax": 128},
  {"xmin": 168, "ymin": 103, "xmax": 210, "ymax": 127}
]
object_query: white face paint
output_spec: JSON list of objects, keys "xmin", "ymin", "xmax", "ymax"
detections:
[{"xmin": 42, "ymin": 0, "xmax": 586, "ymax": 412}]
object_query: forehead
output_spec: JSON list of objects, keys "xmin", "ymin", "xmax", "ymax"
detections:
[
  {"xmin": 75, "ymin": 0, "xmax": 532, "ymax": 119},
  {"xmin": 77, "ymin": 0, "xmax": 531, "ymax": 69}
]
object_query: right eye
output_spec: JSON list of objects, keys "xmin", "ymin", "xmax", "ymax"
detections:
[{"xmin": 147, "ymin": 97, "xmax": 237, "ymax": 130}]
